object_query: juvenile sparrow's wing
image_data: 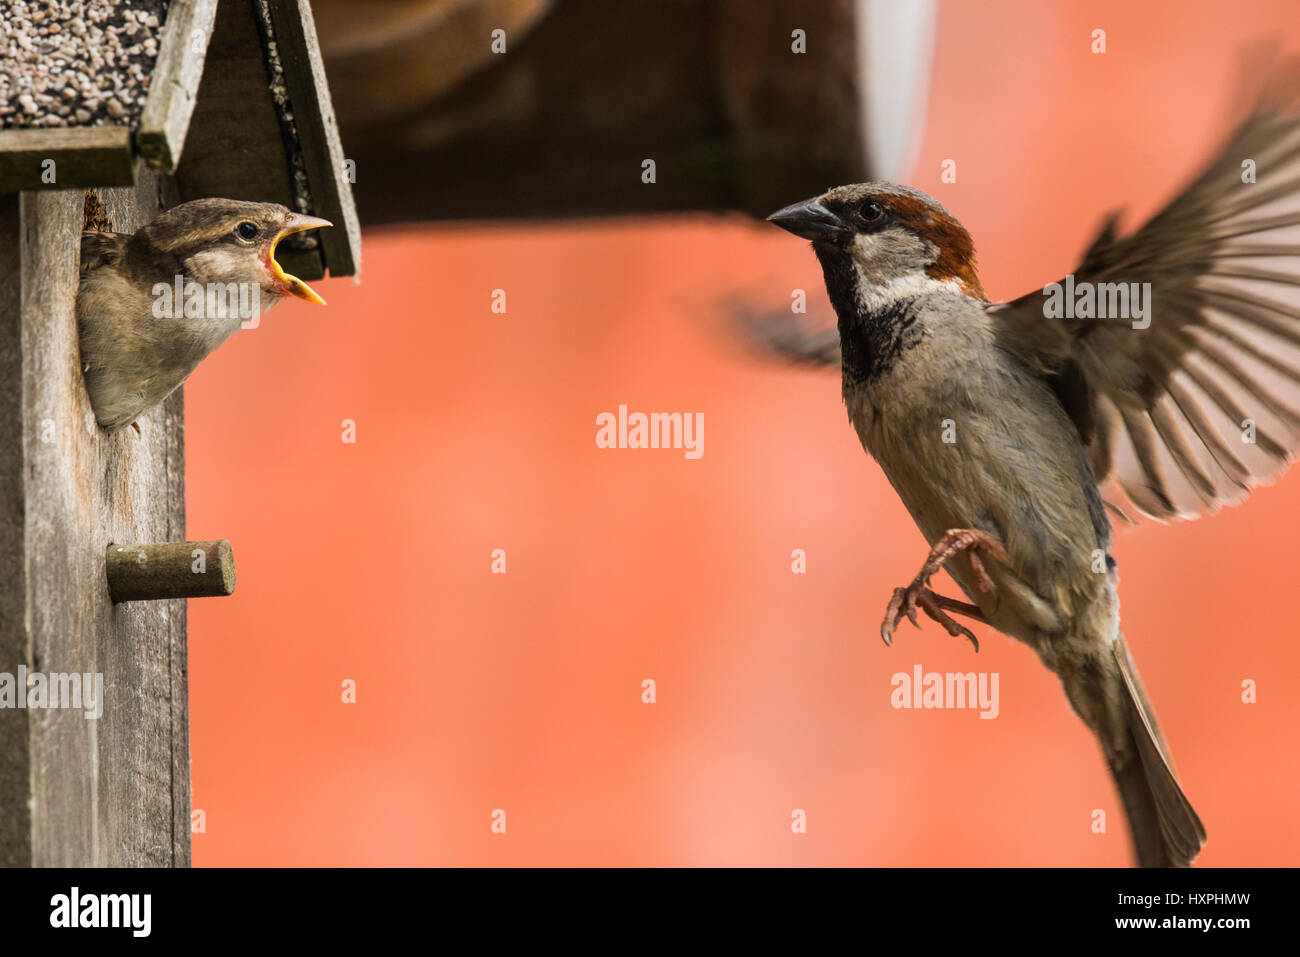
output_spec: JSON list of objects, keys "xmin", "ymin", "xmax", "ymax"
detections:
[
  {"xmin": 990, "ymin": 75, "xmax": 1300, "ymax": 521},
  {"xmin": 80, "ymin": 231, "xmax": 129, "ymax": 273}
]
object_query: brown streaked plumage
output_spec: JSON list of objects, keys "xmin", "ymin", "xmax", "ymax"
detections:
[{"xmin": 77, "ymin": 198, "xmax": 331, "ymax": 432}]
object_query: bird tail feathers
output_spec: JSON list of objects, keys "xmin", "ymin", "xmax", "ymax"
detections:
[{"xmin": 1108, "ymin": 635, "xmax": 1206, "ymax": 867}]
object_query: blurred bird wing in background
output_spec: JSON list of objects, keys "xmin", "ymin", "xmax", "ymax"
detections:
[{"xmin": 718, "ymin": 288, "xmax": 843, "ymax": 369}]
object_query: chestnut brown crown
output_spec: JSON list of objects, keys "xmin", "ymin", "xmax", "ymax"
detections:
[{"xmin": 768, "ymin": 182, "xmax": 986, "ymax": 301}]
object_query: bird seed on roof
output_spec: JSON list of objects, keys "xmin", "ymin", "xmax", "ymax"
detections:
[{"xmin": 0, "ymin": 0, "xmax": 171, "ymax": 130}]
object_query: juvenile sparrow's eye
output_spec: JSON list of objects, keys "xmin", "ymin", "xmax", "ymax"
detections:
[{"xmin": 235, "ymin": 222, "xmax": 259, "ymax": 241}]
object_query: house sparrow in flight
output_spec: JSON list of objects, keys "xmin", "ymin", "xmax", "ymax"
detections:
[
  {"xmin": 78, "ymin": 198, "xmax": 332, "ymax": 432},
  {"xmin": 765, "ymin": 83, "xmax": 1300, "ymax": 866}
]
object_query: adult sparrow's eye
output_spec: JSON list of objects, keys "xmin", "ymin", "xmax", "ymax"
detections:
[
  {"xmin": 858, "ymin": 201, "xmax": 884, "ymax": 224},
  {"xmin": 235, "ymin": 222, "xmax": 259, "ymax": 241}
]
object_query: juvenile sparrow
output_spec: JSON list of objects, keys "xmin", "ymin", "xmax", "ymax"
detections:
[
  {"xmin": 78, "ymin": 198, "xmax": 332, "ymax": 432},
  {"xmin": 766, "ymin": 87, "xmax": 1300, "ymax": 866}
]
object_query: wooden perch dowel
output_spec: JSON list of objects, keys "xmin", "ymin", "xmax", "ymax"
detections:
[{"xmin": 106, "ymin": 540, "xmax": 236, "ymax": 603}]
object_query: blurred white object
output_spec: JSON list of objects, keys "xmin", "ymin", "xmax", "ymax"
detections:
[{"xmin": 857, "ymin": 0, "xmax": 938, "ymax": 181}]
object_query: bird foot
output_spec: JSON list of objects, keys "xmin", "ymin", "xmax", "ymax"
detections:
[{"xmin": 880, "ymin": 528, "xmax": 1010, "ymax": 652}]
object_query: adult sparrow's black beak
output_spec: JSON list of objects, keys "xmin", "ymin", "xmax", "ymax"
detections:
[
  {"xmin": 766, "ymin": 198, "xmax": 848, "ymax": 241},
  {"xmin": 271, "ymin": 213, "xmax": 333, "ymax": 305}
]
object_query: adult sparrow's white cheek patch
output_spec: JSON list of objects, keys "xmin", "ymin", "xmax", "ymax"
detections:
[{"xmin": 851, "ymin": 232, "xmax": 878, "ymax": 255}]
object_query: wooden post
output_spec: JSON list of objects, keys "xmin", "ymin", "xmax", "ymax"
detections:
[{"xmin": 0, "ymin": 172, "xmax": 191, "ymax": 867}]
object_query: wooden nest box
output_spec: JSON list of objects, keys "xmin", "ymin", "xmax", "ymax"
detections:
[{"xmin": 0, "ymin": 0, "xmax": 359, "ymax": 867}]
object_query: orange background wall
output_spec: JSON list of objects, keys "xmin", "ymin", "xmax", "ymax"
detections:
[{"xmin": 187, "ymin": 0, "xmax": 1300, "ymax": 865}]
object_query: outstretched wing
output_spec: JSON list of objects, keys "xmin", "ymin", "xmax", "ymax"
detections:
[{"xmin": 990, "ymin": 73, "xmax": 1300, "ymax": 521}]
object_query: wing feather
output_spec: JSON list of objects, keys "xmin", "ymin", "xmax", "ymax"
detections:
[
  {"xmin": 80, "ymin": 231, "xmax": 129, "ymax": 273},
  {"xmin": 991, "ymin": 69, "xmax": 1300, "ymax": 521}
]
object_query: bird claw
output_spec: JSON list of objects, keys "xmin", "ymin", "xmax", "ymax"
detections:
[
  {"xmin": 879, "ymin": 528, "xmax": 1007, "ymax": 652},
  {"xmin": 915, "ymin": 589, "xmax": 980, "ymax": 652},
  {"xmin": 881, "ymin": 587, "xmax": 907, "ymax": 645},
  {"xmin": 881, "ymin": 584, "xmax": 980, "ymax": 652}
]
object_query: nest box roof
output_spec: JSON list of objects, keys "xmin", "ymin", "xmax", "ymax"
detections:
[{"xmin": 0, "ymin": 0, "xmax": 359, "ymax": 282}]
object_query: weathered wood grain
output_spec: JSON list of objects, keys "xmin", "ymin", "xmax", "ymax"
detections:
[
  {"xmin": 175, "ymin": 0, "xmax": 318, "ymax": 279},
  {"xmin": 137, "ymin": 0, "xmax": 222, "ymax": 172},
  {"xmin": 268, "ymin": 0, "xmax": 362, "ymax": 279},
  {"xmin": 172, "ymin": 0, "xmax": 361, "ymax": 283},
  {"xmin": 0, "ymin": 127, "xmax": 136, "ymax": 194},
  {"xmin": 174, "ymin": 0, "xmax": 294, "ymax": 211},
  {"xmin": 0, "ymin": 171, "xmax": 190, "ymax": 867},
  {"xmin": 0, "ymin": 195, "xmax": 32, "ymax": 868}
]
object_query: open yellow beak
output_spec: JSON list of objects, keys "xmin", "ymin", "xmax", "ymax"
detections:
[{"xmin": 270, "ymin": 213, "xmax": 333, "ymax": 305}]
